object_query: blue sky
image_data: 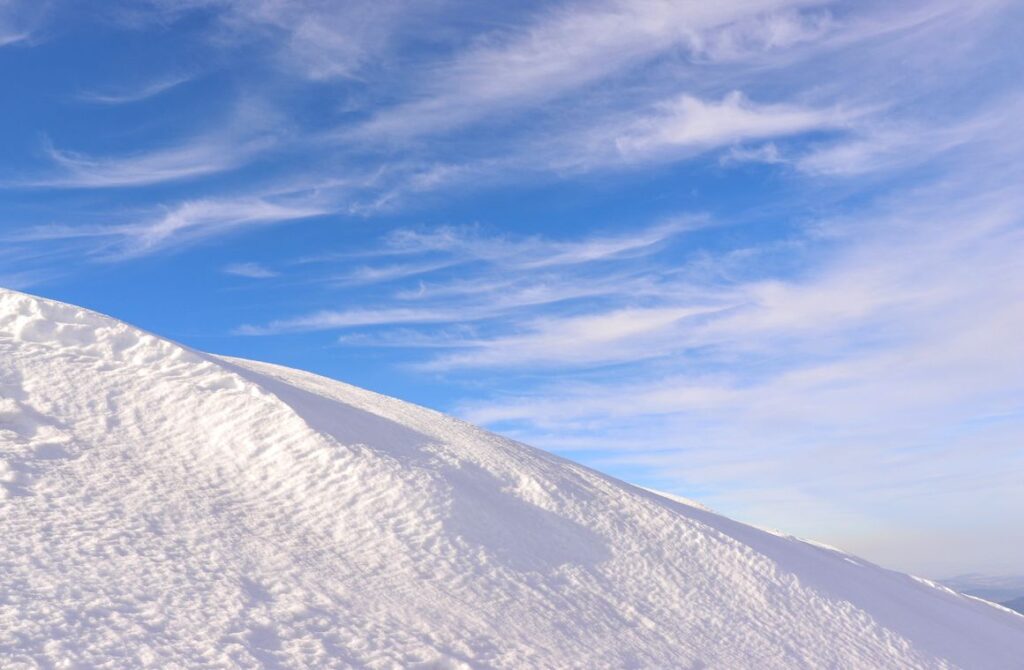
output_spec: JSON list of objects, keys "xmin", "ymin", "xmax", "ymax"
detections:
[{"xmin": 2, "ymin": 0, "xmax": 1022, "ymax": 579}]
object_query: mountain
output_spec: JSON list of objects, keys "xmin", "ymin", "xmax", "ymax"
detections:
[
  {"xmin": 1003, "ymin": 598, "xmax": 1024, "ymax": 616},
  {"xmin": 2, "ymin": 287, "xmax": 1022, "ymax": 669},
  {"xmin": 942, "ymin": 573, "xmax": 1024, "ymax": 605}
]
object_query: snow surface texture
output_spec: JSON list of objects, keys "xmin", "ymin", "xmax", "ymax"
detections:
[{"xmin": 1, "ymin": 287, "xmax": 1022, "ymax": 670}]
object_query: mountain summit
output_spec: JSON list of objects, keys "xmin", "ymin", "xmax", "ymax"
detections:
[{"xmin": 1, "ymin": 287, "xmax": 1022, "ymax": 668}]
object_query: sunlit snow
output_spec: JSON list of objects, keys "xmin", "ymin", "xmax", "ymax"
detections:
[{"xmin": 1, "ymin": 287, "xmax": 1022, "ymax": 668}]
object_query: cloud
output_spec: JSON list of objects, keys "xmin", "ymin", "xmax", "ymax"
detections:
[
  {"xmin": 237, "ymin": 306, "xmax": 466, "ymax": 335},
  {"xmin": 721, "ymin": 142, "xmax": 785, "ymax": 165},
  {"xmin": 330, "ymin": 259, "xmax": 463, "ymax": 287},
  {"xmin": 608, "ymin": 91, "xmax": 848, "ymax": 164},
  {"xmin": 236, "ymin": 275, "xmax": 658, "ymax": 335},
  {"xmin": 140, "ymin": 0, "xmax": 439, "ymax": 81},
  {"xmin": 0, "ymin": 0, "xmax": 45, "ymax": 47},
  {"xmin": 0, "ymin": 30, "xmax": 26, "ymax": 46},
  {"xmin": 795, "ymin": 102, "xmax": 1020, "ymax": 176},
  {"xmin": 0, "ymin": 268, "xmax": 60, "ymax": 289},
  {"xmin": 223, "ymin": 262, "xmax": 279, "ymax": 278},
  {"xmin": 690, "ymin": 7, "xmax": 834, "ymax": 63},
  {"xmin": 333, "ymin": 0, "xmax": 1011, "ymax": 198},
  {"xmin": 236, "ymin": 219, "xmax": 705, "ymax": 334},
  {"xmin": 23, "ymin": 133, "xmax": 272, "ymax": 189},
  {"xmin": 381, "ymin": 217, "xmax": 703, "ymax": 268},
  {"xmin": 218, "ymin": 0, "xmax": 396, "ymax": 79},
  {"xmin": 15, "ymin": 197, "xmax": 326, "ymax": 259},
  {"xmin": 114, "ymin": 198, "xmax": 326, "ymax": 258},
  {"xmin": 354, "ymin": 0, "xmax": 824, "ymax": 140},
  {"xmin": 418, "ymin": 305, "xmax": 726, "ymax": 371},
  {"xmin": 9, "ymin": 0, "xmax": 999, "ymax": 220},
  {"xmin": 722, "ymin": 94, "xmax": 1024, "ymax": 177},
  {"xmin": 77, "ymin": 74, "xmax": 193, "ymax": 104}
]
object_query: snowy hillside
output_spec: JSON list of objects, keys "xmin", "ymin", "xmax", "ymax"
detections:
[{"xmin": 1, "ymin": 287, "xmax": 1022, "ymax": 669}]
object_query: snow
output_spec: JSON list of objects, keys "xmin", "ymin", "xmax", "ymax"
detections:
[{"xmin": 1, "ymin": 287, "xmax": 1022, "ymax": 669}]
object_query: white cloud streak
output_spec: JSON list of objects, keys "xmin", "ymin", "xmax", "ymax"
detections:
[
  {"xmin": 142, "ymin": 0, "xmax": 440, "ymax": 81},
  {"xmin": 608, "ymin": 91, "xmax": 850, "ymax": 165},
  {"xmin": 236, "ymin": 306, "xmax": 468, "ymax": 335},
  {"xmin": 236, "ymin": 220, "xmax": 703, "ymax": 334},
  {"xmin": 223, "ymin": 262, "xmax": 279, "ymax": 278},
  {"xmin": 720, "ymin": 142, "xmax": 785, "ymax": 165},
  {"xmin": 0, "ymin": 0, "xmax": 43, "ymax": 47},
  {"xmin": 77, "ymin": 74, "xmax": 193, "ymax": 104},
  {"xmin": 382, "ymin": 217, "xmax": 703, "ymax": 268},
  {"xmin": 355, "ymin": 0, "xmax": 823, "ymax": 140},
  {"xmin": 15, "ymin": 197, "xmax": 326, "ymax": 260},
  {"xmin": 0, "ymin": 30, "xmax": 26, "ymax": 46},
  {"xmin": 418, "ymin": 305, "xmax": 727, "ymax": 371},
  {"xmin": 796, "ymin": 101, "xmax": 1021, "ymax": 176},
  {"xmin": 25, "ymin": 134, "xmax": 272, "ymax": 189}
]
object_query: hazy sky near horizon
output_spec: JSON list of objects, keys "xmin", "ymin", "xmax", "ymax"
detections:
[{"xmin": 1, "ymin": 0, "xmax": 1022, "ymax": 578}]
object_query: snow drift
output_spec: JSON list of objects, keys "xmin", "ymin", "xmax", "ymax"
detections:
[{"xmin": 1, "ymin": 287, "xmax": 1022, "ymax": 669}]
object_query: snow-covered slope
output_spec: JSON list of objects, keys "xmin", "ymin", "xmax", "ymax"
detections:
[{"xmin": 1, "ymin": 288, "xmax": 1022, "ymax": 669}]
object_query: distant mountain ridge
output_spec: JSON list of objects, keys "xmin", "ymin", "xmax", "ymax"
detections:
[
  {"xmin": 942, "ymin": 574, "xmax": 1024, "ymax": 605},
  {"xmin": 2, "ymin": 287, "xmax": 1023, "ymax": 668},
  {"xmin": 1002, "ymin": 597, "xmax": 1024, "ymax": 615}
]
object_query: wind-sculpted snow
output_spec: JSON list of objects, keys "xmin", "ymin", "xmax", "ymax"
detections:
[{"xmin": 1, "ymin": 288, "xmax": 1022, "ymax": 669}]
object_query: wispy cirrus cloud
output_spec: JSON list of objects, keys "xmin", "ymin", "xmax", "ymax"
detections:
[
  {"xmin": 107, "ymin": 197, "xmax": 325, "ymax": 259},
  {"xmin": 578, "ymin": 91, "xmax": 852, "ymax": 168},
  {"xmin": 231, "ymin": 0, "xmax": 439, "ymax": 81},
  {"xmin": 7, "ymin": 0, "xmax": 1009, "ymax": 211},
  {"xmin": 619, "ymin": 92, "xmax": 847, "ymax": 155},
  {"xmin": 381, "ymin": 217, "xmax": 703, "ymax": 267},
  {"xmin": 77, "ymin": 73, "xmax": 193, "ymax": 105},
  {"xmin": 332, "ymin": 0, "xmax": 1012, "ymax": 201},
  {"xmin": 417, "ymin": 305, "xmax": 727, "ymax": 371},
  {"xmin": 796, "ymin": 99, "xmax": 1023, "ymax": 176},
  {"xmin": 139, "ymin": 0, "xmax": 441, "ymax": 81},
  {"xmin": 236, "ymin": 219, "xmax": 703, "ymax": 334},
  {"xmin": 286, "ymin": 216, "xmax": 703, "ymax": 290},
  {"xmin": 354, "ymin": 0, "xmax": 829, "ymax": 141},
  {"xmin": 14, "ymin": 196, "xmax": 326, "ymax": 260},
  {"xmin": 0, "ymin": 29, "xmax": 27, "ymax": 46},
  {"xmin": 0, "ymin": 0, "xmax": 45, "ymax": 47},
  {"xmin": 329, "ymin": 259, "xmax": 463, "ymax": 287},
  {"xmin": 22, "ymin": 133, "xmax": 272, "ymax": 189},
  {"xmin": 688, "ymin": 7, "xmax": 834, "ymax": 63},
  {"xmin": 236, "ymin": 306, "xmax": 468, "ymax": 335},
  {"xmin": 223, "ymin": 261, "xmax": 279, "ymax": 278},
  {"xmin": 720, "ymin": 142, "xmax": 785, "ymax": 165}
]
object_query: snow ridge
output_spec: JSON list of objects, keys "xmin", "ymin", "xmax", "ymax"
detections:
[{"xmin": 1, "ymin": 287, "xmax": 1022, "ymax": 669}]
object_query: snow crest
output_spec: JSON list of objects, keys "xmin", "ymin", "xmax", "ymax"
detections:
[{"xmin": 1, "ymin": 288, "xmax": 1022, "ymax": 669}]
